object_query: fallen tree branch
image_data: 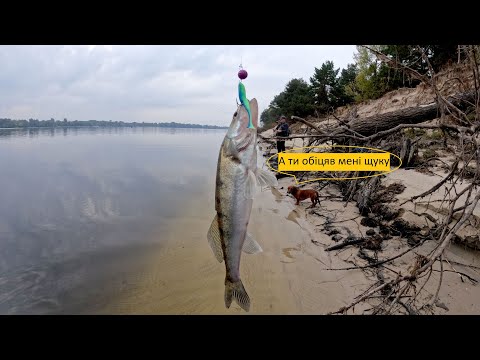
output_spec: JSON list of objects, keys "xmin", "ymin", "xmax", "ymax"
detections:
[
  {"xmin": 258, "ymin": 133, "xmax": 276, "ymax": 145},
  {"xmin": 400, "ymin": 160, "xmax": 459, "ymax": 205},
  {"xmin": 326, "ymin": 240, "xmax": 425, "ymax": 271},
  {"xmin": 415, "ymin": 191, "xmax": 480, "ymax": 275},
  {"xmin": 290, "ymin": 115, "xmax": 325, "ymax": 135},
  {"xmin": 430, "ymin": 254, "xmax": 444, "ymax": 306},
  {"xmin": 331, "ymin": 113, "xmax": 367, "ymax": 138},
  {"xmin": 432, "ymin": 269, "xmax": 478, "ymax": 284},
  {"xmin": 385, "ymin": 282, "xmax": 411, "ymax": 314},
  {"xmin": 399, "ymin": 301, "xmax": 418, "ymax": 315},
  {"xmin": 411, "ymin": 267, "xmax": 434, "ymax": 303},
  {"xmin": 328, "ymin": 274, "xmax": 415, "ymax": 315},
  {"xmin": 268, "ymin": 123, "xmax": 470, "ymax": 143},
  {"xmin": 343, "ymin": 91, "xmax": 476, "ymax": 137},
  {"xmin": 325, "ymin": 238, "xmax": 365, "ymax": 251},
  {"xmin": 269, "ymin": 134, "xmax": 364, "ymax": 141},
  {"xmin": 443, "ymin": 259, "xmax": 480, "ymax": 270}
]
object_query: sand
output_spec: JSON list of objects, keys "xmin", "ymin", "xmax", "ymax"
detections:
[
  {"xmin": 96, "ymin": 146, "xmax": 479, "ymax": 315},
  {"xmin": 98, "ymin": 176, "xmax": 369, "ymax": 314},
  {"xmin": 95, "ymin": 147, "xmax": 375, "ymax": 314}
]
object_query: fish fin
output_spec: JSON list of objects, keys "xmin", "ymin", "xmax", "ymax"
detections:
[
  {"xmin": 255, "ymin": 167, "xmax": 279, "ymax": 187},
  {"xmin": 225, "ymin": 279, "xmax": 250, "ymax": 312},
  {"xmin": 245, "ymin": 169, "xmax": 257, "ymax": 199},
  {"xmin": 242, "ymin": 232, "xmax": 263, "ymax": 254},
  {"xmin": 207, "ymin": 215, "xmax": 224, "ymax": 263},
  {"xmin": 224, "ymin": 138, "xmax": 238, "ymax": 157}
]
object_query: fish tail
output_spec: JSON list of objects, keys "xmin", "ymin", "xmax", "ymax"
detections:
[{"xmin": 224, "ymin": 278, "xmax": 251, "ymax": 312}]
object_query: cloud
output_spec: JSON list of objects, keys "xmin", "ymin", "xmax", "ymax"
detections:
[{"xmin": 0, "ymin": 45, "xmax": 357, "ymax": 126}]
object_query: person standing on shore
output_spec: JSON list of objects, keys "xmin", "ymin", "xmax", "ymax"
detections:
[{"xmin": 274, "ymin": 116, "xmax": 289, "ymax": 153}]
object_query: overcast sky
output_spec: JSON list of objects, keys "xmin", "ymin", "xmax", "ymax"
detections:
[{"xmin": 0, "ymin": 45, "xmax": 357, "ymax": 126}]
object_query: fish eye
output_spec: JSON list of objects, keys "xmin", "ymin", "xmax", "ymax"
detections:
[{"xmin": 233, "ymin": 112, "xmax": 238, "ymax": 117}]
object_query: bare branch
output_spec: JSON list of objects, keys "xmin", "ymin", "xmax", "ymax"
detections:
[
  {"xmin": 430, "ymin": 255, "xmax": 444, "ymax": 306},
  {"xmin": 290, "ymin": 115, "xmax": 325, "ymax": 135},
  {"xmin": 415, "ymin": 191, "xmax": 480, "ymax": 275},
  {"xmin": 326, "ymin": 240, "xmax": 426, "ymax": 271},
  {"xmin": 400, "ymin": 160, "xmax": 459, "ymax": 205}
]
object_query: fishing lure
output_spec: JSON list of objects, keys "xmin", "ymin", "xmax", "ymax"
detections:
[{"xmin": 238, "ymin": 65, "xmax": 254, "ymax": 129}]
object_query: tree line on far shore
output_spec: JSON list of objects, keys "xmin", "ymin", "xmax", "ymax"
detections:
[
  {"xmin": 0, "ymin": 118, "xmax": 228, "ymax": 130},
  {"xmin": 260, "ymin": 45, "xmax": 464, "ymax": 129}
]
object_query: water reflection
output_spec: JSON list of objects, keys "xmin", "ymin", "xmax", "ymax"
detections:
[
  {"xmin": 0, "ymin": 126, "xmax": 226, "ymax": 314},
  {"xmin": 0, "ymin": 126, "xmax": 224, "ymax": 139}
]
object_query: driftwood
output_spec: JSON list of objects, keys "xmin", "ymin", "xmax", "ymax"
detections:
[
  {"xmin": 258, "ymin": 133, "xmax": 276, "ymax": 146},
  {"xmin": 357, "ymin": 177, "xmax": 381, "ymax": 215},
  {"xmin": 290, "ymin": 115, "xmax": 325, "ymax": 135},
  {"xmin": 269, "ymin": 122, "xmax": 473, "ymax": 143},
  {"xmin": 342, "ymin": 92, "xmax": 476, "ymax": 137},
  {"xmin": 400, "ymin": 160, "xmax": 459, "ymax": 205},
  {"xmin": 399, "ymin": 138, "xmax": 417, "ymax": 167},
  {"xmin": 325, "ymin": 238, "xmax": 366, "ymax": 251},
  {"xmin": 267, "ymin": 92, "xmax": 476, "ymax": 144}
]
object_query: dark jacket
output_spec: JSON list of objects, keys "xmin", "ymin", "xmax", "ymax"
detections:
[{"xmin": 276, "ymin": 123, "xmax": 289, "ymax": 138}]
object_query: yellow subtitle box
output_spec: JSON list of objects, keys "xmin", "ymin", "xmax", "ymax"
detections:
[{"xmin": 278, "ymin": 152, "xmax": 391, "ymax": 172}]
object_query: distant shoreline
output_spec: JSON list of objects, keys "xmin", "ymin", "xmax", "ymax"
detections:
[
  {"xmin": 0, "ymin": 125, "xmax": 228, "ymax": 130},
  {"xmin": 0, "ymin": 118, "xmax": 229, "ymax": 130}
]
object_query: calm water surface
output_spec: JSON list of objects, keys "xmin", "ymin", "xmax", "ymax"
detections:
[{"xmin": 0, "ymin": 127, "xmax": 226, "ymax": 314}]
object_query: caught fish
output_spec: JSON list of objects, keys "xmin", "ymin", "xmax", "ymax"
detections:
[{"xmin": 207, "ymin": 98, "xmax": 278, "ymax": 312}]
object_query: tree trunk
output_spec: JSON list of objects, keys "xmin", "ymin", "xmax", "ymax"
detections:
[{"xmin": 344, "ymin": 92, "xmax": 476, "ymax": 137}]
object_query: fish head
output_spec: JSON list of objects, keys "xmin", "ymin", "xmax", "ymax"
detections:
[
  {"xmin": 224, "ymin": 98, "xmax": 258, "ymax": 165},
  {"xmin": 226, "ymin": 98, "xmax": 258, "ymax": 140}
]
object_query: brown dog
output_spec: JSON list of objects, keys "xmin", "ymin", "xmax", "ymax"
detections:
[{"xmin": 287, "ymin": 186, "xmax": 320, "ymax": 208}]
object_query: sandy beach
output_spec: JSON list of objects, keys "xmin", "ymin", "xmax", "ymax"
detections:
[
  {"xmin": 99, "ymin": 176, "xmax": 368, "ymax": 314},
  {"xmin": 96, "ymin": 142, "xmax": 480, "ymax": 315}
]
